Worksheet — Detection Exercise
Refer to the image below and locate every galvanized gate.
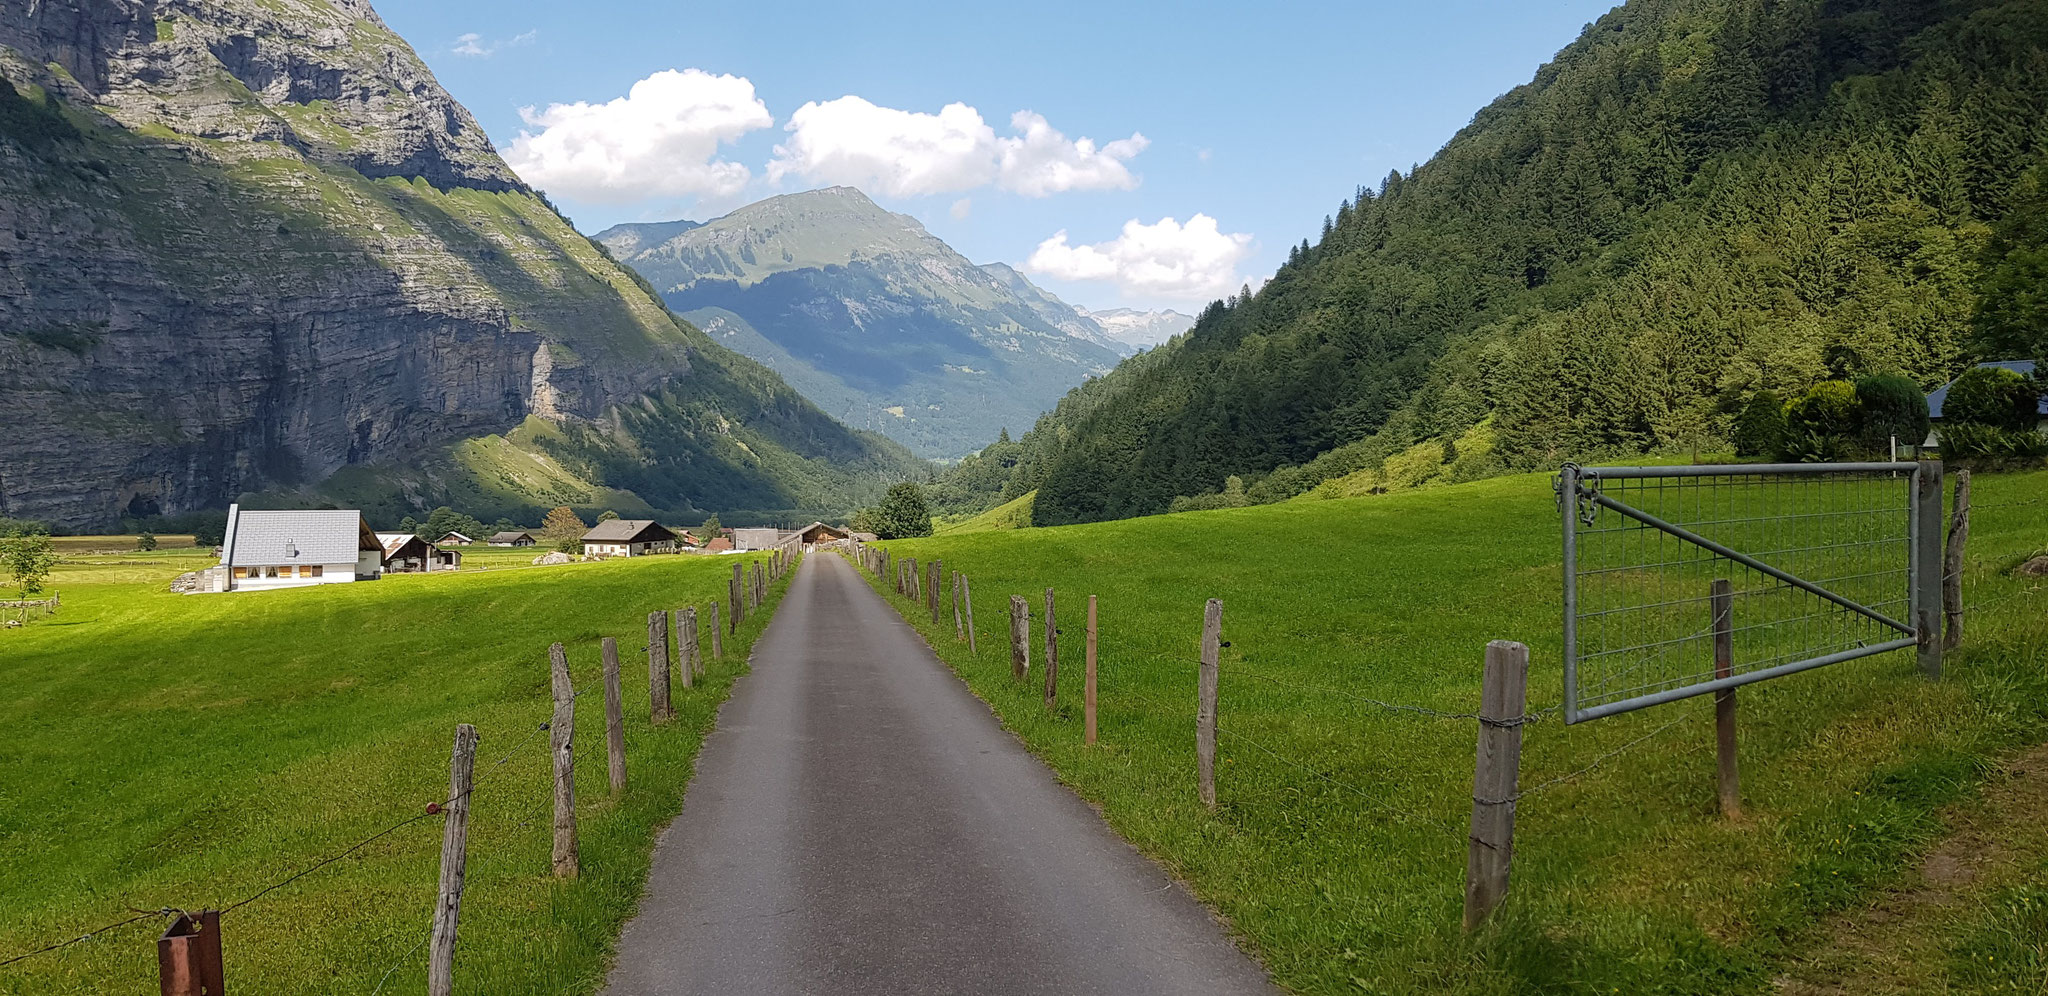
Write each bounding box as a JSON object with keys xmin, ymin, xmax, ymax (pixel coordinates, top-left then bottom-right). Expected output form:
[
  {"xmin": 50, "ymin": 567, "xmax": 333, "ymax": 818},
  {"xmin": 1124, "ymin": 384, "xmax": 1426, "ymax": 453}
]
[{"xmin": 1559, "ymin": 462, "xmax": 1943, "ymax": 724}]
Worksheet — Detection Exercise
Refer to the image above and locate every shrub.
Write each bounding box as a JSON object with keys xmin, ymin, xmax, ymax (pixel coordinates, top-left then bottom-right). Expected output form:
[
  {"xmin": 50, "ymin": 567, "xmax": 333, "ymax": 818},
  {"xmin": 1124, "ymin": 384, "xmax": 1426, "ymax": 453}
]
[
  {"xmin": 1854, "ymin": 374, "xmax": 1930, "ymax": 452},
  {"xmin": 1941, "ymin": 423, "xmax": 2048, "ymax": 462},
  {"xmin": 1731, "ymin": 390, "xmax": 1786, "ymax": 458},
  {"xmin": 1943, "ymin": 366, "xmax": 2040, "ymax": 431},
  {"xmin": 1781, "ymin": 381, "xmax": 1859, "ymax": 457},
  {"xmin": 866, "ymin": 482, "xmax": 934, "ymax": 539}
]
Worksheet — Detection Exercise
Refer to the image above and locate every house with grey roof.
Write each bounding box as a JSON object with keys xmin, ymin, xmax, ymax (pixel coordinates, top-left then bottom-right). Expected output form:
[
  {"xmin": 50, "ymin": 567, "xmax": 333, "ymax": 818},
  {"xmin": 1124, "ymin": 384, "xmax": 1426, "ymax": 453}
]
[
  {"xmin": 580, "ymin": 519, "xmax": 677, "ymax": 558},
  {"xmin": 206, "ymin": 504, "xmax": 384, "ymax": 592},
  {"xmin": 1925, "ymin": 360, "xmax": 2047, "ymax": 446}
]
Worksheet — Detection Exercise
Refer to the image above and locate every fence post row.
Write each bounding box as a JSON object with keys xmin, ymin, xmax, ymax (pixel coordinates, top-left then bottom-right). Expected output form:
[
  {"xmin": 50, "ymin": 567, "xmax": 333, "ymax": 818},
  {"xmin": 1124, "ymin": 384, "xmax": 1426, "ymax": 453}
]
[
  {"xmin": 1464, "ymin": 640, "xmax": 1527, "ymax": 931},
  {"xmin": 1914, "ymin": 460, "xmax": 1944, "ymax": 679},
  {"xmin": 1084, "ymin": 595, "xmax": 1098, "ymax": 745},
  {"xmin": 428, "ymin": 723, "xmax": 477, "ymax": 996},
  {"xmin": 1710, "ymin": 580, "xmax": 1739, "ymax": 819},
  {"xmin": 1196, "ymin": 599, "xmax": 1222, "ymax": 810},
  {"xmin": 1043, "ymin": 588, "xmax": 1058, "ymax": 711},
  {"xmin": 548, "ymin": 643, "xmax": 579, "ymax": 879},
  {"xmin": 1009, "ymin": 595, "xmax": 1029, "ymax": 679},
  {"xmin": 1943, "ymin": 469, "xmax": 1970, "ymax": 650},
  {"xmin": 602, "ymin": 639, "xmax": 627, "ymax": 795}
]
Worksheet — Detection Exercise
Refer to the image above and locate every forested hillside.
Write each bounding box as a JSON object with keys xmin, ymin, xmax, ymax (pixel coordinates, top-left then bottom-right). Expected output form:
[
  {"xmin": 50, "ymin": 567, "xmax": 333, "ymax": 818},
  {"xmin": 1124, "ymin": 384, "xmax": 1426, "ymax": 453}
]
[{"xmin": 938, "ymin": 0, "xmax": 2048, "ymax": 526}]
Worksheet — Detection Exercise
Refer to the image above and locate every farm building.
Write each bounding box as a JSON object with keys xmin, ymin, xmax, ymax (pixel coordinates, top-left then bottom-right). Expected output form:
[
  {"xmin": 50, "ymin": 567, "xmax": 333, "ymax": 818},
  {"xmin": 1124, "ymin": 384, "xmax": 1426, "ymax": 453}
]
[
  {"xmin": 793, "ymin": 522, "xmax": 849, "ymax": 545},
  {"xmin": 203, "ymin": 505, "xmax": 384, "ymax": 592},
  {"xmin": 850, "ymin": 532, "xmax": 879, "ymax": 543},
  {"xmin": 701, "ymin": 536, "xmax": 734, "ymax": 552},
  {"xmin": 732, "ymin": 527, "xmax": 784, "ymax": 551},
  {"xmin": 377, "ymin": 533, "xmax": 461, "ymax": 573},
  {"xmin": 489, "ymin": 531, "xmax": 536, "ymax": 547},
  {"xmin": 581, "ymin": 520, "xmax": 677, "ymax": 558},
  {"xmin": 437, "ymin": 531, "xmax": 475, "ymax": 546}
]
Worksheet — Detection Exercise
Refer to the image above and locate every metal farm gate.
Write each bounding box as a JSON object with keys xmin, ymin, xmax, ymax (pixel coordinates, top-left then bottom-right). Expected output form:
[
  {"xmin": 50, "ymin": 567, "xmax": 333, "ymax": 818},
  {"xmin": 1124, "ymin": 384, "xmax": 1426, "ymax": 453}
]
[{"xmin": 1558, "ymin": 462, "xmax": 1943, "ymax": 724}]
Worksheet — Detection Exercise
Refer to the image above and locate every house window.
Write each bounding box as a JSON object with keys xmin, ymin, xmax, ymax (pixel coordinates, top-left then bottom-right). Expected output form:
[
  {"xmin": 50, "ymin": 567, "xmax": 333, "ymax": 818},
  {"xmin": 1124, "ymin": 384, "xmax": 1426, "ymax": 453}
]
[
  {"xmin": 305, "ymin": 565, "xmax": 323, "ymax": 577},
  {"xmin": 262, "ymin": 566, "xmax": 279, "ymax": 578},
  {"xmin": 233, "ymin": 567, "xmax": 249, "ymax": 579}
]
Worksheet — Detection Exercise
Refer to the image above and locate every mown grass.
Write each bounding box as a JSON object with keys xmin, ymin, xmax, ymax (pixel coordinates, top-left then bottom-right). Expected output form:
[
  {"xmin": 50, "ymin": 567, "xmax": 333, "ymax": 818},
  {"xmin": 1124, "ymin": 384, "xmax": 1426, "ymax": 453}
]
[
  {"xmin": 0, "ymin": 549, "xmax": 796, "ymax": 995},
  {"xmin": 864, "ymin": 467, "xmax": 2048, "ymax": 994}
]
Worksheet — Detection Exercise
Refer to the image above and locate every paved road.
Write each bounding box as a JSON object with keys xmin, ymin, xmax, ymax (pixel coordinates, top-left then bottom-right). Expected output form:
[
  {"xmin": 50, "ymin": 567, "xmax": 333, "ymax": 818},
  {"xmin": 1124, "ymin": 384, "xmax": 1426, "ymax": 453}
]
[{"xmin": 600, "ymin": 552, "xmax": 1275, "ymax": 996}]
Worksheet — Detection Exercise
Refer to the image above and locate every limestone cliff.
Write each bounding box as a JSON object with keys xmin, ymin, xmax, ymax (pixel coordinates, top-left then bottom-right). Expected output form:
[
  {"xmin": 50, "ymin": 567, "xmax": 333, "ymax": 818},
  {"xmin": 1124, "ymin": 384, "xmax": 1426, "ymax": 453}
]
[{"xmin": 0, "ymin": 0, "xmax": 916, "ymax": 529}]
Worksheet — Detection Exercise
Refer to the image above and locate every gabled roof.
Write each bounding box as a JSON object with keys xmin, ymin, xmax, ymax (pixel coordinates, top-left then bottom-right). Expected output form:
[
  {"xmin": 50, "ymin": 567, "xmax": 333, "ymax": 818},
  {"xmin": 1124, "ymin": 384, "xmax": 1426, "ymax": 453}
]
[
  {"xmin": 221, "ymin": 505, "xmax": 379, "ymax": 567},
  {"xmin": 376, "ymin": 533, "xmax": 434, "ymax": 558},
  {"xmin": 489, "ymin": 531, "xmax": 532, "ymax": 543},
  {"xmin": 1928, "ymin": 360, "xmax": 2043, "ymax": 419},
  {"xmin": 582, "ymin": 519, "xmax": 675, "ymax": 543},
  {"xmin": 438, "ymin": 531, "xmax": 474, "ymax": 544}
]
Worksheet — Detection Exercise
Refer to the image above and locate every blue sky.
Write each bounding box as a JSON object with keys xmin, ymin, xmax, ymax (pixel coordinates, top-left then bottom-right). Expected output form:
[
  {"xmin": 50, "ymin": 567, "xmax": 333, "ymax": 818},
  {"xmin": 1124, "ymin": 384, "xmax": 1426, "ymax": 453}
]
[{"xmin": 379, "ymin": 0, "xmax": 1618, "ymax": 311}]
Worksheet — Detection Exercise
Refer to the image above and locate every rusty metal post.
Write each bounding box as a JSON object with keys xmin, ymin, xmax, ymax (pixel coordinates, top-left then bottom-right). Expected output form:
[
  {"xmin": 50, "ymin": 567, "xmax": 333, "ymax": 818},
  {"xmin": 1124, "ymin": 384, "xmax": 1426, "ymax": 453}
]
[{"xmin": 157, "ymin": 910, "xmax": 223, "ymax": 996}]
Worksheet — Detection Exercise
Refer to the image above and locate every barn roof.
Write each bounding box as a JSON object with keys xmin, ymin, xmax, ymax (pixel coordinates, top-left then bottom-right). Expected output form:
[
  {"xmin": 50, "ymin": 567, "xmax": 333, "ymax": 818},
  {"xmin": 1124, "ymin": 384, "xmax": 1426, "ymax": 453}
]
[
  {"xmin": 489, "ymin": 531, "xmax": 532, "ymax": 543},
  {"xmin": 221, "ymin": 505, "xmax": 379, "ymax": 567},
  {"xmin": 376, "ymin": 533, "xmax": 434, "ymax": 558},
  {"xmin": 582, "ymin": 519, "xmax": 675, "ymax": 543}
]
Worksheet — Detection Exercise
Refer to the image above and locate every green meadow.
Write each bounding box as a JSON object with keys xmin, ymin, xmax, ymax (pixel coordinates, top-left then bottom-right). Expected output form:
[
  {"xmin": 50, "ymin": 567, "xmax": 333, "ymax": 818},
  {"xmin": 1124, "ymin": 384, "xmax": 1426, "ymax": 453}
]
[
  {"xmin": 0, "ymin": 548, "xmax": 793, "ymax": 995},
  {"xmin": 865, "ymin": 467, "xmax": 2048, "ymax": 995}
]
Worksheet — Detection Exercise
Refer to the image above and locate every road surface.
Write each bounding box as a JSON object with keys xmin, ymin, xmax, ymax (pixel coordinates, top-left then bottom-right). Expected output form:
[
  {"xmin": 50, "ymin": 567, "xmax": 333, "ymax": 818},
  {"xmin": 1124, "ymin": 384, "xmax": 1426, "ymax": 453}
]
[{"xmin": 599, "ymin": 551, "xmax": 1275, "ymax": 995}]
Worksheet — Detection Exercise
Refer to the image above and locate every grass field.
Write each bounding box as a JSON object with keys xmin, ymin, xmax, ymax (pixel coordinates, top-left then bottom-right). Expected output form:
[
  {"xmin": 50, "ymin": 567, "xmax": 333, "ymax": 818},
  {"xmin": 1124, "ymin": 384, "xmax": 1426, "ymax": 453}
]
[
  {"xmin": 0, "ymin": 547, "xmax": 795, "ymax": 995},
  {"xmin": 863, "ymin": 467, "xmax": 2048, "ymax": 994}
]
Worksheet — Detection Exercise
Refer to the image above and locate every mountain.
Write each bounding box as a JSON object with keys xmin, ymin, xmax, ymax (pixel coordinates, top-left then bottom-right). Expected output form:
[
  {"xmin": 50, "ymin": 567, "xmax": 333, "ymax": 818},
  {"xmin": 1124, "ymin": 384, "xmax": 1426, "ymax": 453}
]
[
  {"xmin": 594, "ymin": 188, "xmax": 1125, "ymax": 458},
  {"xmin": 938, "ymin": 0, "xmax": 2048, "ymax": 527},
  {"xmin": 0, "ymin": 0, "xmax": 920, "ymax": 530},
  {"xmin": 1077, "ymin": 307, "xmax": 1195, "ymax": 352}
]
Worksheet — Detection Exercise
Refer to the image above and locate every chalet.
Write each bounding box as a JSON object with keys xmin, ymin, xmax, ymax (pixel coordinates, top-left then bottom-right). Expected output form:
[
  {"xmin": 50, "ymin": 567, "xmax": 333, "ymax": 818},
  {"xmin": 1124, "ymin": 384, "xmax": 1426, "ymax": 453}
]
[
  {"xmin": 793, "ymin": 521, "xmax": 850, "ymax": 545},
  {"xmin": 437, "ymin": 531, "xmax": 475, "ymax": 546},
  {"xmin": 207, "ymin": 505, "xmax": 383, "ymax": 592},
  {"xmin": 1926, "ymin": 360, "xmax": 2048, "ymax": 447},
  {"xmin": 581, "ymin": 519, "xmax": 677, "ymax": 558},
  {"xmin": 732, "ymin": 527, "xmax": 783, "ymax": 552},
  {"xmin": 377, "ymin": 533, "xmax": 462, "ymax": 573},
  {"xmin": 849, "ymin": 532, "xmax": 880, "ymax": 543},
  {"xmin": 702, "ymin": 536, "xmax": 734, "ymax": 552},
  {"xmin": 489, "ymin": 531, "xmax": 536, "ymax": 547}
]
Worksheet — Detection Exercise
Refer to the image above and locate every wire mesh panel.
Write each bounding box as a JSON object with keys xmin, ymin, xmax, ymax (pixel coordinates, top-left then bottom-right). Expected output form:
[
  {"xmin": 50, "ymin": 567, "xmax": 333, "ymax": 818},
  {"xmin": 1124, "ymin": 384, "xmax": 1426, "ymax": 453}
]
[{"xmin": 1560, "ymin": 463, "xmax": 1927, "ymax": 723}]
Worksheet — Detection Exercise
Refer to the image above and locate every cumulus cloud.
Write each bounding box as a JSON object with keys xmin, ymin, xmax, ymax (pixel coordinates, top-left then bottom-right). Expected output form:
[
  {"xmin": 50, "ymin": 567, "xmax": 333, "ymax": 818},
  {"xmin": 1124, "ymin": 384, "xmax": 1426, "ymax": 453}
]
[
  {"xmin": 768, "ymin": 98, "xmax": 1145, "ymax": 198},
  {"xmin": 1023, "ymin": 215, "xmax": 1254, "ymax": 302},
  {"xmin": 451, "ymin": 29, "xmax": 535, "ymax": 58},
  {"xmin": 503, "ymin": 69, "xmax": 772, "ymax": 204}
]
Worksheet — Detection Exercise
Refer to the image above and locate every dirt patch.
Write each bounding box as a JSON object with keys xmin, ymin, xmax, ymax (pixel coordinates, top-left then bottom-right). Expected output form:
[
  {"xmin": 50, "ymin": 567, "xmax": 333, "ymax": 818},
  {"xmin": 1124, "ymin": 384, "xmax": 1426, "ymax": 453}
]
[{"xmin": 1773, "ymin": 741, "xmax": 2048, "ymax": 994}]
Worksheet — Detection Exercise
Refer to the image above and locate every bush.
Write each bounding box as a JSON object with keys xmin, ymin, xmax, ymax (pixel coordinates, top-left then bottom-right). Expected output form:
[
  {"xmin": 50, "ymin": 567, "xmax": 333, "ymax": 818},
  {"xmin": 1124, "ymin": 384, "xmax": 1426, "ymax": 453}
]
[
  {"xmin": 1943, "ymin": 366, "xmax": 2040, "ymax": 431},
  {"xmin": 866, "ymin": 482, "xmax": 934, "ymax": 539},
  {"xmin": 1854, "ymin": 374, "xmax": 1930, "ymax": 452},
  {"xmin": 1781, "ymin": 381, "xmax": 1859, "ymax": 458},
  {"xmin": 1732, "ymin": 390, "xmax": 1786, "ymax": 458},
  {"xmin": 1940, "ymin": 423, "xmax": 2048, "ymax": 461}
]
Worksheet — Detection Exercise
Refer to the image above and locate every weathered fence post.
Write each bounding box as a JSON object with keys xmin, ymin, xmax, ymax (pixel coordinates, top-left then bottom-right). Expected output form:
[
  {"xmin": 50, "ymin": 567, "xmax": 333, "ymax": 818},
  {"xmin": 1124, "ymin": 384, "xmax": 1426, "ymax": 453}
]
[
  {"xmin": 679, "ymin": 607, "xmax": 698, "ymax": 686},
  {"xmin": 1197, "ymin": 599, "xmax": 1222, "ymax": 810},
  {"xmin": 1944, "ymin": 469, "xmax": 1970, "ymax": 650},
  {"xmin": 930, "ymin": 560, "xmax": 943, "ymax": 623},
  {"xmin": 548, "ymin": 642, "xmax": 578, "ymax": 878},
  {"xmin": 1914, "ymin": 460, "xmax": 1944, "ymax": 678},
  {"xmin": 709, "ymin": 602, "xmax": 723, "ymax": 659},
  {"xmin": 1084, "ymin": 595, "xmax": 1098, "ymax": 745},
  {"xmin": 1009, "ymin": 595, "xmax": 1029, "ymax": 679},
  {"xmin": 1710, "ymin": 580, "xmax": 1739, "ymax": 819},
  {"xmin": 753, "ymin": 561, "xmax": 764, "ymax": 608},
  {"xmin": 601, "ymin": 639, "xmax": 626, "ymax": 794},
  {"xmin": 648, "ymin": 610, "xmax": 673, "ymax": 723},
  {"xmin": 428, "ymin": 723, "xmax": 477, "ymax": 996},
  {"xmin": 1043, "ymin": 588, "xmax": 1059, "ymax": 711},
  {"xmin": 962, "ymin": 575, "xmax": 978, "ymax": 656},
  {"xmin": 910, "ymin": 558, "xmax": 921, "ymax": 604},
  {"xmin": 156, "ymin": 910, "xmax": 223, "ymax": 996},
  {"xmin": 731, "ymin": 563, "xmax": 744, "ymax": 630},
  {"xmin": 1464, "ymin": 639, "xmax": 1528, "ymax": 931}
]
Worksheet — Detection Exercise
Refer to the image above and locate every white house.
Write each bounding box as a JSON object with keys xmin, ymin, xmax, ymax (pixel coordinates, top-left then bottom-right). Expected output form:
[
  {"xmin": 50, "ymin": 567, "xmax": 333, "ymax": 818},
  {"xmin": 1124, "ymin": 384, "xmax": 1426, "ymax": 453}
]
[
  {"xmin": 206, "ymin": 505, "xmax": 384, "ymax": 591},
  {"xmin": 580, "ymin": 519, "xmax": 677, "ymax": 558},
  {"xmin": 732, "ymin": 527, "xmax": 784, "ymax": 551}
]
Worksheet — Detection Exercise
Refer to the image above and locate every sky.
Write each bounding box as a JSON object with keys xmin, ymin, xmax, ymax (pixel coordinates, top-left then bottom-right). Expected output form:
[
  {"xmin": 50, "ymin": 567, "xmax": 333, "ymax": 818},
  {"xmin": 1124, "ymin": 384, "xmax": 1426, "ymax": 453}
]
[{"xmin": 378, "ymin": 1, "xmax": 1619, "ymax": 312}]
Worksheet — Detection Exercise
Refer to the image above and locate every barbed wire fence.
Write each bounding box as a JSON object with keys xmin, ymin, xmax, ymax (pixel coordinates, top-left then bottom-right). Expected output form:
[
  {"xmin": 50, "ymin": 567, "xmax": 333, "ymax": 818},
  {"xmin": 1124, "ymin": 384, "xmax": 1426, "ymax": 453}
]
[{"xmin": 0, "ymin": 552, "xmax": 807, "ymax": 992}]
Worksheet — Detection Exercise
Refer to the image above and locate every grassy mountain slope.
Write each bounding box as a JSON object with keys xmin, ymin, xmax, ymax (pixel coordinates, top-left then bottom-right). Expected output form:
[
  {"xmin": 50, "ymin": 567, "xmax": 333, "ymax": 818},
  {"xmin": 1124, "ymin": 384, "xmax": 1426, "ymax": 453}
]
[
  {"xmin": 595, "ymin": 188, "xmax": 1124, "ymax": 458},
  {"xmin": 949, "ymin": 0, "xmax": 2048, "ymax": 526},
  {"xmin": 0, "ymin": 0, "xmax": 918, "ymax": 529}
]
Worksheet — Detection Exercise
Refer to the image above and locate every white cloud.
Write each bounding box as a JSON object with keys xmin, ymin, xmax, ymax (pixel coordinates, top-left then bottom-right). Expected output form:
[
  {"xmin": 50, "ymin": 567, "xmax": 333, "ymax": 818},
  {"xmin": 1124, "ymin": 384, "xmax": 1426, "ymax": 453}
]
[
  {"xmin": 503, "ymin": 69, "xmax": 772, "ymax": 204},
  {"xmin": 451, "ymin": 29, "xmax": 536, "ymax": 58},
  {"xmin": 767, "ymin": 97, "xmax": 1145, "ymax": 198},
  {"xmin": 1023, "ymin": 215, "xmax": 1254, "ymax": 302},
  {"xmin": 950, "ymin": 198, "xmax": 972, "ymax": 220}
]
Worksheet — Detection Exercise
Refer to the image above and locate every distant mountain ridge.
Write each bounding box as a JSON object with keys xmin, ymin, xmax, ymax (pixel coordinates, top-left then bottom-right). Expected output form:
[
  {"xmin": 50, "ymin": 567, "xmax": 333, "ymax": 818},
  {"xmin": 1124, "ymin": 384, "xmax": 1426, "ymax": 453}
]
[
  {"xmin": 595, "ymin": 188, "xmax": 1128, "ymax": 457},
  {"xmin": 1079, "ymin": 307, "xmax": 1195, "ymax": 351}
]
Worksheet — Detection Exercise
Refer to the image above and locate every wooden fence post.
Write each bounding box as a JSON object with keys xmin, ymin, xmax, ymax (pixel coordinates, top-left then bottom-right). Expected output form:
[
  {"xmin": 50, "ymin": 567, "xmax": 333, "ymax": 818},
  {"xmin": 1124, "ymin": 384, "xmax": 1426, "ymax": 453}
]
[
  {"xmin": 1464, "ymin": 639, "xmax": 1528, "ymax": 931},
  {"xmin": 1944, "ymin": 469, "xmax": 1970, "ymax": 650},
  {"xmin": 1009, "ymin": 595, "xmax": 1029, "ymax": 679},
  {"xmin": 1043, "ymin": 588, "xmax": 1059, "ymax": 711},
  {"xmin": 1084, "ymin": 596, "xmax": 1098, "ymax": 745},
  {"xmin": 709, "ymin": 602, "xmax": 723, "ymax": 660},
  {"xmin": 930, "ymin": 560, "xmax": 943, "ymax": 623},
  {"xmin": 963, "ymin": 575, "xmax": 978, "ymax": 656},
  {"xmin": 601, "ymin": 639, "xmax": 626, "ymax": 795},
  {"xmin": 548, "ymin": 643, "xmax": 578, "ymax": 878},
  {"xmin": 648, "ymin": 610, "xmax": 673, "ymax": 723},
  {"xmin": 679, "ymin": 607, "xmax": 697, "ymax": 686},
  {"xmin": 953, "ymin": 572, "xmax": 964, "ymax": 640},
  {"xmin": 1197, "ymin": 599, "xmax": 1222, "ymax": 810},
  {"xmin": 428, "ymin": 723, "xmax": 477, "ymax": 996},
  {"xmin": 1711, "ymin": 580, "xmax": 1739, "ymax": 819},
  {"xmin": 156, "ymin": 910, "xmax": 223, "ymax": 996},
  {"xmin": 1915, "ymin": 460, "xmax": 1944, "ymax": 679},
  {"xmin": 731, "ymin": 563, "xmax": 744, "ymax": 629}
]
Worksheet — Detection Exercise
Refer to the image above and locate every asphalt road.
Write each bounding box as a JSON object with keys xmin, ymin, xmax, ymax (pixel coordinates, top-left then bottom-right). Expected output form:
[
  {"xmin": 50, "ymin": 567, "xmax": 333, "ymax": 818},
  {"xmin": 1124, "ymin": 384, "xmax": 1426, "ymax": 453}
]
[{"xmin": 599, "ymin": 551, "xmax": 1276, "ymax": 996}]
